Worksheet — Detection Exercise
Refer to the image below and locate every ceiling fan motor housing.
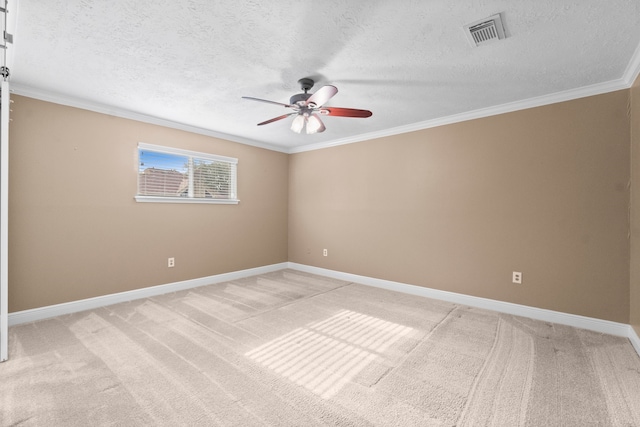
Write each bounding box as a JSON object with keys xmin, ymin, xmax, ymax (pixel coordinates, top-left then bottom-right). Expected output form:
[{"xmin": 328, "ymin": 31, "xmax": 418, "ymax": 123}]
[
  {"xmin": 290, "ymin": 92, "xmax": 312, "ymax": 106},
  {"xmin": 290, "ymin": 78, "xmax": 315, "ymax": 106}
]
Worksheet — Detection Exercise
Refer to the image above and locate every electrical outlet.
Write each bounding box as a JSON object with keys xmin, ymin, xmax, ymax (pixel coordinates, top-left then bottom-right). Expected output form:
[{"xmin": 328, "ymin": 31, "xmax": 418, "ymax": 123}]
[
  {"xmin": 168, "ymin": 257, "xmax": 175, "ymax": 268},
  {"xmin": 512, "ymin": 271, "xmax": 522, "ymax": 284},
  {"xmin": 323, "ymin": 249, "xmax": 328, "ymax": 257}
]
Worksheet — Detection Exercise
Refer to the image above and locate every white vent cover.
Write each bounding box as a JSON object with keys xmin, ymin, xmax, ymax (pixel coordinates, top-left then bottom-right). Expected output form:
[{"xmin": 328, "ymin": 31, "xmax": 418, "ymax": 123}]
[{"xmin": 464, "ymin": 13, "xmax": 506, "ymax": 47}]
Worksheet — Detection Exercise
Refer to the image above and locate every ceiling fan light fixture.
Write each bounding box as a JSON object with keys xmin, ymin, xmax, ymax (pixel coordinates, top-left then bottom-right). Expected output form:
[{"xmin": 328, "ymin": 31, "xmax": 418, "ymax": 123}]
[
  {"xmin": 291, "ymin": 114, "xmax": 305, "ymax": 133},
  {"xmin": 306, "ymin": 114, "xmax": 324, "ymax": 134}
]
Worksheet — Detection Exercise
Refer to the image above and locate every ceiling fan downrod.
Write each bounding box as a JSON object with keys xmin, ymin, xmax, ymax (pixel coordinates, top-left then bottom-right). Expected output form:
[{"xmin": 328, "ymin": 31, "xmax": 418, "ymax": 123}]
[
  {"xmin": 290, "ymin": 78, "xmax": 315, "ymax": 105},
  {"xmin": 298, "ymin": 78, "xmax": 314, "ymax": 93}
]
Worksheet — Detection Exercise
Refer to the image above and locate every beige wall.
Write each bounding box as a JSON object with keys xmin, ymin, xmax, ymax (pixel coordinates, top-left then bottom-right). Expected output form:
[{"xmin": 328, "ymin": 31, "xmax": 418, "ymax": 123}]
[
  {"xmin": 631, "ymin": 75, "xmax": 640, "ymax": 336},
  {"xmin": 9, "ymin": 88, "xmax": 634, "ymax": 325},
  {"xmin": 289, "ymin": 90, "xmax": 631, "ymax": 323},
  {"xmin": 8, "ymin": 96, "xmax": 289, "ymax": 312}
]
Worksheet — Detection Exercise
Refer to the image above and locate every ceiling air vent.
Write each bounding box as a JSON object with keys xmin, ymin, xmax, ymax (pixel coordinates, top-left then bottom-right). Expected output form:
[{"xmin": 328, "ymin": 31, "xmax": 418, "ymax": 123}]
[{"xmin": 464, "ymin": 13, "xmax": 506, "ymax": 47}]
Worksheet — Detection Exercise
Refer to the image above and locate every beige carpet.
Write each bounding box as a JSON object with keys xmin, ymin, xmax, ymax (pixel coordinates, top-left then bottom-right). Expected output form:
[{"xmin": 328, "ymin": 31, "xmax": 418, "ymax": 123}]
[{"xmin": 2, "ymin": 269, "xmax": 640, "ymax": 426}]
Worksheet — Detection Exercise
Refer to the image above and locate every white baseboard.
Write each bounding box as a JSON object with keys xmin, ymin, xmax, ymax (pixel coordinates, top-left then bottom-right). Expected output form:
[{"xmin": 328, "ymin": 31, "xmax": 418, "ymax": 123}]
[
  {"xmin": 9, "ymin": 261, "xmax": 640, "ymax": 359},
  {"xmin": 287, "ymin": 263, "xmax": 632, "ymax": 339},
  {"xmin": 630, "ymin": 326, "xmax": 640, "ymax": 356},
  {"xmin": 8, "ymin": 263, "xmax": 288, "ymax": 326}
]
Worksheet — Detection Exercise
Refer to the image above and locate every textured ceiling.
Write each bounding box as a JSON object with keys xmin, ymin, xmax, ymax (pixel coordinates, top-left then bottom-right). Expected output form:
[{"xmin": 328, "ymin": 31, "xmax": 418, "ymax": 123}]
[{"xmin": 7, "ymin": 0, "xmax": 640, "ymax": 152}]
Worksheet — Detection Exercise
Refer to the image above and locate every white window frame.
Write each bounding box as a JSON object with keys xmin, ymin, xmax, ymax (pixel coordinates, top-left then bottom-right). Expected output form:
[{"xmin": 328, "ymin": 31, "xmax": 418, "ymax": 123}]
[{"xmin": 135, "ymin": 142, "xmax": 239, "ymax": 204}]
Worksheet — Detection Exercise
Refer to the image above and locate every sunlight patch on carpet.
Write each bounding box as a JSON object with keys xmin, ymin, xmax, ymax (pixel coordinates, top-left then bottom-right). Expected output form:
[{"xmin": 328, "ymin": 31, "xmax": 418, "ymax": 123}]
[{"xmin": 245, "ymin": 310, "xmax": 413, "ymax": 398}]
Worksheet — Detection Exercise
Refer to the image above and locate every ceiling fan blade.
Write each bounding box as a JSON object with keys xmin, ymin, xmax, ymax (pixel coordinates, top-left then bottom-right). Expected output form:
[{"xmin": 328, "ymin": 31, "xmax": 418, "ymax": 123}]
[
  {"xmin": 242, "ymin": 96, "xmax": 293, "ymax": 108},
  {"xmin": 306, "ymin": 85, "xmax": 338, "ymax": 107},
  {"xmin": 306, "ymin": 114, "xmax": 326, "ymax": 134},
  {"xmin": 320, "ymin": 107, "xmax": 373, "ymax": 118},
  {"xmin": 257, "ymin": 113, "xmax": 296, "ymax": 126}
]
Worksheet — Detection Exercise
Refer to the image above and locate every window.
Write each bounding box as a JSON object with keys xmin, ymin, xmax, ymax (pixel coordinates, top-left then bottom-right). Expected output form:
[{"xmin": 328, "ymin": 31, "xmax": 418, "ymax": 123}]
[{"xmin": 135, "ymin": 143, "xmax": 238, "ymax": 204}]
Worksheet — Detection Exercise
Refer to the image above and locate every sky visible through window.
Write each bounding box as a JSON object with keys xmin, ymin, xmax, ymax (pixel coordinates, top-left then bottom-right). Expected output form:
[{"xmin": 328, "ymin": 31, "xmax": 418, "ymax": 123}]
[{"xmin": 139, "ymin": 149, "xmax": 188, "ymax": 172}]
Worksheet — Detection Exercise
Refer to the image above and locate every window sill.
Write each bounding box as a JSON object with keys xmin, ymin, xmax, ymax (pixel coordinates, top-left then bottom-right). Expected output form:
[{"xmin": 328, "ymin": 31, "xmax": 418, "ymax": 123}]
[{"xmin": 135, "ymin": 196, "xmax": 240, "ymax": 204}]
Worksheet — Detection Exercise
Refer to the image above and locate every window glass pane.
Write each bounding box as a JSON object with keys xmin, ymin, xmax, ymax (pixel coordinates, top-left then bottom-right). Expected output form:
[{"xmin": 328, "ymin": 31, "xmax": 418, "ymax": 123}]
[
  {"xmin": 138, "ymin": 150, "xmax": 188, "ymax": 197},
  {"xmin": 136, "ymin": 144, "xmax": 238, "ymax": 203},
  {"xmin": 193, "ymin": 158, "xmax": 232, "ymax": 199}
]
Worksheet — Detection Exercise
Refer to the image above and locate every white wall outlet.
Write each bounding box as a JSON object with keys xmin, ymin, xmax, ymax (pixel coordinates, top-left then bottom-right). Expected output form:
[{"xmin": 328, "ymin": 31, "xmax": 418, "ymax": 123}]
[
  {"xmin": 512, "ymin": 271, "xmax": 522, "ymax": 284},
  {"xmin": 168, "ymin": 257, "xmax": 175, "ymax": 268},
  {"xmin": 323, "ymin": 249, "xmax": 328, "ymax": 257}
]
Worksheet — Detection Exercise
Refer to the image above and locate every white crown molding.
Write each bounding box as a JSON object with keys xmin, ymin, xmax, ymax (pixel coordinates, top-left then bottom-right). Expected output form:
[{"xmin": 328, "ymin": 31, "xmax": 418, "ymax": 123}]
[
  {"xmin": 623, "ymin": 40, "xmax": 640, "ymax": 87},
  {"xmin": 287, "ymin": 263, "xmax": 633, "ymax": 340},
  {"xmin": 10, "ymin": 38, "xmax": 640, "ymax": 157},
  {"xmin": 8, "ymin": 263, "xmax": 288, "ymax": 326},
  {"xmin": 9, "ymin": 83, "xmax": 289, "ymax": 154},
  {"xmin": 289, "ymin": 78, "xmax": 630, "ymax": 154},
  {"xmin": 292, "ymin": 39, "xmax": 640, "ymax": 154}
]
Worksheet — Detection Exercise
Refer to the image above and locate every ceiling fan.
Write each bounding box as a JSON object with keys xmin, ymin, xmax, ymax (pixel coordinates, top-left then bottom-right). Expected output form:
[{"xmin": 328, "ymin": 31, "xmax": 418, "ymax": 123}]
[{"xmin": 242, "ymin": 78, "xmax": 372, "ymax": 134}]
